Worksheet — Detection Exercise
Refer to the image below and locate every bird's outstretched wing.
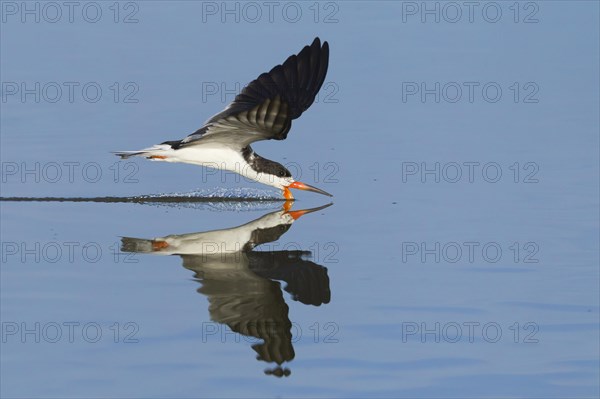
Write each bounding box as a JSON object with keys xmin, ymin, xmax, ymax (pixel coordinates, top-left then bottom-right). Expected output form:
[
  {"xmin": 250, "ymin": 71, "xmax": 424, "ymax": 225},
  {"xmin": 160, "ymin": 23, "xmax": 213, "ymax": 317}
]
[{"xmin": 175, "ymin": 37, "xmax": 329, "ymax": 150}]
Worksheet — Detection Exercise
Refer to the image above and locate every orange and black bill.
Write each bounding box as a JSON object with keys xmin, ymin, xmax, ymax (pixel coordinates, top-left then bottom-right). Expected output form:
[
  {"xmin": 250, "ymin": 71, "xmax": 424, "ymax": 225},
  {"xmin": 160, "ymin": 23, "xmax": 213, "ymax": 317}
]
[
  {"xmin": 285, "ymin": 202, "xmax": 333, "ymax": 220},
  {"xmin": 284, "ymin": 181, "xmax": 333, "ymax": 200}
]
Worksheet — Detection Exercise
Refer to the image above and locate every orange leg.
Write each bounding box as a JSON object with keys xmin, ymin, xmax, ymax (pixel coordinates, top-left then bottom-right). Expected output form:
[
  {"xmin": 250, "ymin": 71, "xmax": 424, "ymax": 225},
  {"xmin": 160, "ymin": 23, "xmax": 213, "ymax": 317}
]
[
  {"xmin": 148, "ymin": 155, "xmax": 167, "ymax": 160},
  {"xmin": 283, "ymin": 200, "xmax": 293, "ymax": 212},
  {"xmin": 283, "ymin": 187, "xmax": 294, "ymax": 200}
]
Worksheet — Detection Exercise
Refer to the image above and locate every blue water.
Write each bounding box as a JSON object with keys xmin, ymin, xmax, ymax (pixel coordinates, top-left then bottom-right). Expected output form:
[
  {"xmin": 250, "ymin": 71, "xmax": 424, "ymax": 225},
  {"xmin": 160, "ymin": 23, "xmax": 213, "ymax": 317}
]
[{"xmin": 1, "ymin": 1, "xmax": 599, "ymax": 397}]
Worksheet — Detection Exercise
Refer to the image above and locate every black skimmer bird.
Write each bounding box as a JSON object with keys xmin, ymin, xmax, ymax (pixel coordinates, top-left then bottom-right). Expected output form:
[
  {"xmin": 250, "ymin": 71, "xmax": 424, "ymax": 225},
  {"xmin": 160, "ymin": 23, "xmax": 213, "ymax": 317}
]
[
  {"xmin": 121, "ymin": 204, "xmax": 331, "ymax": 376},
  {"xmin": 115, "ymin": 38, "xmax": 332, "ymax": 200},
  {"xmin": 121, "ymin": 203, "xmax": 332, "ymax": 256}
]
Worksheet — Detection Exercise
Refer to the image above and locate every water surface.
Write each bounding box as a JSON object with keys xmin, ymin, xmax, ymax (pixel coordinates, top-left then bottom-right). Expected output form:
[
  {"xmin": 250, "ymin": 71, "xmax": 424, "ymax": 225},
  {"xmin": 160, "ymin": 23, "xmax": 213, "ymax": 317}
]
[{"xmin": 1, "ymin": 1, "xmax": 598, "ymax": 397}]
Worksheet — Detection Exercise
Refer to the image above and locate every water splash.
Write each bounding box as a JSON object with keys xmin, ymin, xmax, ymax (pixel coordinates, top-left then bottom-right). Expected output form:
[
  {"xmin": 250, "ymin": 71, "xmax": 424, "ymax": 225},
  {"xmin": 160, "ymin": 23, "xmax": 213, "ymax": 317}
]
[
  {"xmin": 0, "ymin": 187, "xmax": 285, "ymax": 212},
  {"xmin": 148, "ymin": 187, "xmax": 282, "ymax": 200},
  {"xmin": 137, "ymin": 187, "xmax": 284, "ymax": 211}
]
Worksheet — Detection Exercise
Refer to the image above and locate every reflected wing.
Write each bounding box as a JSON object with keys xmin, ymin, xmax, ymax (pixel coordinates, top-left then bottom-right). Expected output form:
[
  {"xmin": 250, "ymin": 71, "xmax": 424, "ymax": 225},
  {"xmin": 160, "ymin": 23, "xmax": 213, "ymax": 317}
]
[
  {"xmin": 178, "ymin": 38, "xmax": 329, "ymax": 150},
  {"xmin": 182, "ymin": 254, "xmax": 295, "ymax": 365},
  {"xmin": 248, "ymin": 251, "xmax": 331, "ymax": 306}
]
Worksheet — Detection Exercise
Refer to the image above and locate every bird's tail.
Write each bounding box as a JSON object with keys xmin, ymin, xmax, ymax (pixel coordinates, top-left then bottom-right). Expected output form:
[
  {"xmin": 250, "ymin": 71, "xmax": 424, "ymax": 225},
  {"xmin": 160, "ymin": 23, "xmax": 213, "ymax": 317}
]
[
  {"xmin": 121, "ymin": 237, "xmax": 169, "ymax": 253},
  {"xmin": 113, "ymin": 151, "xmax": 146, "ymax": 159},
  {"xmin": 112, "ymin": 144, "xmax": 173, "ymax": 160}
]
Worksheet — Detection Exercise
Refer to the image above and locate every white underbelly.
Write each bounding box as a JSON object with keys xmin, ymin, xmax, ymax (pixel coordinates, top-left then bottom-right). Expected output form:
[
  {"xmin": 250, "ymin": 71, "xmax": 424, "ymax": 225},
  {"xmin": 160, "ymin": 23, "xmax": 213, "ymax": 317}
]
[
  {"xmin": 158, "ymin": 229, "xmax": 253, "ymax": 255},
  {"xmin": 155, "ymin": 145, "xmax": 286, "ymax": 189},
  {"xmin": 171, "ymin": 146, "xmax": 245, "ymax": 172}
]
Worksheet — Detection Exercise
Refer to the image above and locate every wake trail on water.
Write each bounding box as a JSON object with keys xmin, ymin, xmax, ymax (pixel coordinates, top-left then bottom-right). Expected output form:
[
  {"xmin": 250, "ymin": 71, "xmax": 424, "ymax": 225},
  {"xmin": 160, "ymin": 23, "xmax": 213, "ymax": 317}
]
[{"xmin": 0, "ymin": 188, "xmax": 286, "ymax": 211}]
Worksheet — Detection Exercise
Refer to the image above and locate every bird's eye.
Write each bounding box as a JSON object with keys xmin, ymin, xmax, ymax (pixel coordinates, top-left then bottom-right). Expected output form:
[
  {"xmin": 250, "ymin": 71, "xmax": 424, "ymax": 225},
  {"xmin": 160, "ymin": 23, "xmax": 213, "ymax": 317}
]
[{"xmin": 278, "ymin": 170, "xmax": 285, "ymax": 177}]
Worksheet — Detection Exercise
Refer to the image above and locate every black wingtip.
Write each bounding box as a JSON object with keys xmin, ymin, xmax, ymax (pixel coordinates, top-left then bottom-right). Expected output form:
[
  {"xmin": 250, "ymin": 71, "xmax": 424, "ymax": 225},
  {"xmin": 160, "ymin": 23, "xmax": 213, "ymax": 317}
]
[
  {"xmin": 310, "ymin": 37, "xmax": 328, "ymax": 51},
  {"xmin": 203, "ymin": 36, "xmax": 331, "ymax": 135}
]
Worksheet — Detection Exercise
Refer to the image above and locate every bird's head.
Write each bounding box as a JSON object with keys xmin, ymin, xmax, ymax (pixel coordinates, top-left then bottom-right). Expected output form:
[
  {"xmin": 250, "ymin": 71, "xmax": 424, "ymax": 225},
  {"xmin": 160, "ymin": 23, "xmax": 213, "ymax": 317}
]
[{"xmin": 251, "ymin": 162, "xmax": 332, "ymax": 200}]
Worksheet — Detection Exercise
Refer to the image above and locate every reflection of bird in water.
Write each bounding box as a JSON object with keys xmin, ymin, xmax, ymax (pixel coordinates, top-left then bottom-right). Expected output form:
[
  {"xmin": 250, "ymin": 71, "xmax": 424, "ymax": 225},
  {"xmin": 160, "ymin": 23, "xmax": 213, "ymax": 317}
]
[
  {"xmin": 121, "ymin": 203, "xmax": 332, "ymax": 377},
  {"xmin": 115, "ymin": 38, "xmax": 331, "ymax": 200}
]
